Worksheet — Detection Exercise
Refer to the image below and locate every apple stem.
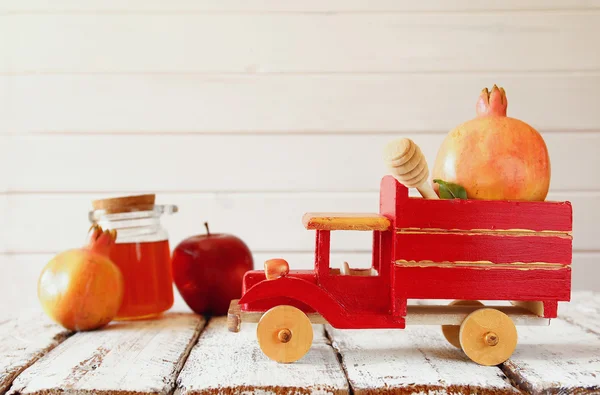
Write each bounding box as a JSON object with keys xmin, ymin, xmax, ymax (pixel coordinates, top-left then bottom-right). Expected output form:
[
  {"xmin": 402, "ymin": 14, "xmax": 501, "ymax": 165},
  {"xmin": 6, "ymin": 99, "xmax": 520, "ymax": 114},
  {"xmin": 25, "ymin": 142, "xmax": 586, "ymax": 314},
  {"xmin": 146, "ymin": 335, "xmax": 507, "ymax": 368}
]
[{"xmin": 204, "ymin": 222, "xmax": 210, "ymax": 236}]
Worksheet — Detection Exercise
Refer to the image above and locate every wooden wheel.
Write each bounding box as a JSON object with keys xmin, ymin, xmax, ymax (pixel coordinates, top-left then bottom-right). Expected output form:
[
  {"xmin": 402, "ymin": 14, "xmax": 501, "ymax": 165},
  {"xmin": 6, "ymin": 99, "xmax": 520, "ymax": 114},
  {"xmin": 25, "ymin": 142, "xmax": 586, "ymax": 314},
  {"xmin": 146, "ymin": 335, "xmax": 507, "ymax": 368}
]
[
  {"xmin": 441, "ymin": 300, "xmax": 484, "ymax": 348},
  {"xmin": 257, "ymin": 305, "xmax": 313, "ymax": 363},
  {"xmin": 459, "ymin": 308, "xmax": 518, "ymax": 366}
]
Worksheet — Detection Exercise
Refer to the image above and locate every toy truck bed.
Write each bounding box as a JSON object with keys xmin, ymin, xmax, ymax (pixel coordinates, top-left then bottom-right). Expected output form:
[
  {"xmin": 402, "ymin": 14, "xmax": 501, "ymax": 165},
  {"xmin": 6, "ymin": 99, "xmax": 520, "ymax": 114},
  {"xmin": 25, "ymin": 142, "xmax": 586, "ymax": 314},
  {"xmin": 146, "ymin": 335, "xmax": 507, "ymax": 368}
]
[{"xmin": 380, "ymin": 176, "xmax": 573, "ymax": 319}]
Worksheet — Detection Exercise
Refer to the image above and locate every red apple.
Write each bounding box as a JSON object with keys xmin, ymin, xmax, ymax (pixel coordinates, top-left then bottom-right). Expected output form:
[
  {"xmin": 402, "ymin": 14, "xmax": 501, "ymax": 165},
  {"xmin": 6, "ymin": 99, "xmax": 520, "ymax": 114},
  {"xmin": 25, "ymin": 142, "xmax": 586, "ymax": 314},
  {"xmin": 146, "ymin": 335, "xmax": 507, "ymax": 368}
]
[{"xmin": 171, "ymin": 222, "xmax": 253, "ymax": 316}]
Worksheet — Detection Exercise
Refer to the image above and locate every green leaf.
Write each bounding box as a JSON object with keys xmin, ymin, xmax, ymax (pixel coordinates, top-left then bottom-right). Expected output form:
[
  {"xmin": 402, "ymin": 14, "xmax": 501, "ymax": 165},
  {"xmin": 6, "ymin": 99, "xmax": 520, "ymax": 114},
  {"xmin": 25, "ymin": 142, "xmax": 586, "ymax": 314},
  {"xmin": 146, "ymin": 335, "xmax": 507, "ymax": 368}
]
[{"xmin": 433, "ymin": 179, "xmax": 468, "ymax": 200}]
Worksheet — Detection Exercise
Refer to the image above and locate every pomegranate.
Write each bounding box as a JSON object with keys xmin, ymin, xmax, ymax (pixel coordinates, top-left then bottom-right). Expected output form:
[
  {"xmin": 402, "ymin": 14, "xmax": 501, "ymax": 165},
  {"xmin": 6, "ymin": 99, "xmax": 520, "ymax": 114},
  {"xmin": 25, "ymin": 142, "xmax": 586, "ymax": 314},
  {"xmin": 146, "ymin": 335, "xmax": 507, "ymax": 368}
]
[
  {"xmin": 37, "ymin": 225, "xmax": 124, "ymax": 331},
  {"xmin": 432, "ymin": 85, "xmax": 551, "ymax": 201}
]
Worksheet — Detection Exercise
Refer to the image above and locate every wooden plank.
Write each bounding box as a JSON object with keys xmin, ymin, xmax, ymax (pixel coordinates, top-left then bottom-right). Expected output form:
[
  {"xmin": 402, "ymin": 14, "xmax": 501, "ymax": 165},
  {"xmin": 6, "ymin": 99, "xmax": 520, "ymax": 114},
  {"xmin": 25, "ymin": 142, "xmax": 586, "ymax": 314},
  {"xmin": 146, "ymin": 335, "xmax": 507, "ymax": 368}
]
[
  {"xmin": 327, "ymin": 325, "xmax": 519, "ymax": 394},
  {"xmin": 6, "ymin": 133, "xmax": 600, "ymax": 192},
  {"xmin": 4, "ymin": 253, "xmax": 598, "ymax": 315},
  {"xmin": 396, "ymin": 266, "xmax": 571, "ymax": 301},
  {"xmin": 0, "ymin": 252, "xmax": 373, "ymax": 313},
  {"xmin": 500, "ymin": 318, "xmax": 600, "ymax": 394},
  {"xmin": 4, "ymin": 74, "xmax": 600, "ymax": 133},
  {"xmin": 0, "ymin": 254, "xmax": 199, "ymax": 315},
  {"xmin": 0, "ymin": 196, "xmax": 7, "ymax": 253},
  {"xmin": 405, "ymin": 305, "xmax": 550, "ymax": 326},
  {"xmin": 0, "ymin": 75, "xmax": 9, "ymax": 139},
  {"xmin": 0, "ymin": 312, "xmax": 71, "ymax": 394},
  {"xmin": 555, "ymin": 253, "xmax": 600, "ymax": 295},
  {"xmin": 0, "ymin": 20, "xmax": 8, "ymax": 76},
  {"xmin": 559, "ymin": 290, "xmax": 600, "ymax": 335},
  {"xmin": 5, "ymin": 12, "xmax": 600, "ymax": 73},
  {"xmin": 396, "ymin": 233, "xmax": 572, "ymax": 265},
  {"xmin": 3, "ymin": 192, "xmax": 379, "ymax": 254},
  {"xmin": 2, "ymin": 191, "xmax": 598, "ymax": 254},
  {"xmin": 398, "ymin": 194, "xmax": 573, "ymax": 233},
  {"xmin": 6, "ymin": 0, "xmax": 600, "ymax": 12},
  {"xmin": 8, "ymin": 313, "xmax": 205, "ymax": 395},
  {"xmin": 302, "ymin": 212, "xmax": 390, "ymax": 231},
  {"xmin": 175, "ymin": 317, "xmax": 349, "ymax": 395},
  {"xmin": 0, "ymin": 119, "xmax": 9, "ymax": 193}
]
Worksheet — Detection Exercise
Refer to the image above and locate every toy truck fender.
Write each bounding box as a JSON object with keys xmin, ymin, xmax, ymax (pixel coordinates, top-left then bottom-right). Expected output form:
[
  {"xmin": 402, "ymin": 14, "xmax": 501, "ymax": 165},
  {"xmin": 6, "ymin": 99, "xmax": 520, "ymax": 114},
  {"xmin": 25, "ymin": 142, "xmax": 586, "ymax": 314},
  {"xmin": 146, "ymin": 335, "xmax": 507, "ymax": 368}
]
[{"xmin": 238, "ymin": 276, "xmax": 353, "ymax": 327}]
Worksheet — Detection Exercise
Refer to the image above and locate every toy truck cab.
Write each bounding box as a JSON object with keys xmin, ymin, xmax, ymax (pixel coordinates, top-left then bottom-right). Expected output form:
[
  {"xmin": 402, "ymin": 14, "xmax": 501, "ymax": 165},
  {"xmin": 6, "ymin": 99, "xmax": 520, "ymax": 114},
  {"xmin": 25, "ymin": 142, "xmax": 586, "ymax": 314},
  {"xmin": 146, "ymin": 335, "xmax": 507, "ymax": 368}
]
[
  {"xmin": 228, "ymin": 175, "xmax": 573, "ymax": 366},
  {"xmin": 238, "ymin": 209, "xmax": 402, "ymax": 329}
]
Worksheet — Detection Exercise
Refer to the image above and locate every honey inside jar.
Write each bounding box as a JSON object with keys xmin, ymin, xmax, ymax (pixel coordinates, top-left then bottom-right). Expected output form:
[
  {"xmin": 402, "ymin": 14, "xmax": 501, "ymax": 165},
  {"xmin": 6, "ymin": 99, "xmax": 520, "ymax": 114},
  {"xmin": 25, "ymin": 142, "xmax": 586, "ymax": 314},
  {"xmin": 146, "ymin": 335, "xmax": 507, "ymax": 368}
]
[
  {"xmin": 108, "ymin": 240, "xmax": 174, "ymax": 319},
  {"xmin": 89, "ymin": 194, "xmax": 177, "ymax": 320}
]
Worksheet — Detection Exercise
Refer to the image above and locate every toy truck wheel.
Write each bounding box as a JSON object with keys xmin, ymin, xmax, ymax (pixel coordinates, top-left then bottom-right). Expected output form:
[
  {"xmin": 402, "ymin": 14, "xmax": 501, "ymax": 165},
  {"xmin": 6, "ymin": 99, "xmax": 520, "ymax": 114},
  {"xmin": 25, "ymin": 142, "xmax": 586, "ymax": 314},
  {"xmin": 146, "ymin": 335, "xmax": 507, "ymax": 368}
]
[
  {"xmin": 441, "ymin": 300, "xmax": 484, "ymax": 348},
  {"xmin": 459, "ymin": 308, "xmax": 518, "ymax": 366},
  {"xmin": 256, "ymin": 305, "xmax": 313, "ymax": 363}
]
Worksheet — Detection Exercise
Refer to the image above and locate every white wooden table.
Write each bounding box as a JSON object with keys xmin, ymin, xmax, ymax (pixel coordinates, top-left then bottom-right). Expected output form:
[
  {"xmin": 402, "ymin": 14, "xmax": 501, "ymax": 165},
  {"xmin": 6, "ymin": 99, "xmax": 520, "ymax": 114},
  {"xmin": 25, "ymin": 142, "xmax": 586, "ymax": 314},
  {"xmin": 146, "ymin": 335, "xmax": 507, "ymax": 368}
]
[{"xmin": 2, "ymin": 292, "xmax": 599, "ymax": 395}]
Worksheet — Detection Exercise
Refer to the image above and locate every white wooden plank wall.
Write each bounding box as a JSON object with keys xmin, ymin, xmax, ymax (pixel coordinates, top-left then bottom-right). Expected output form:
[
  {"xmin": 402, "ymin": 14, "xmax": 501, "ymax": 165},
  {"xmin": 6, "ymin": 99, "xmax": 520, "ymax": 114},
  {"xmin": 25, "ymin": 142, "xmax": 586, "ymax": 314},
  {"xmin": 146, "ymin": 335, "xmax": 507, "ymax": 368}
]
[{"xmin": 1, "ymin": 1, "xmax": 600, "ymax": 313}]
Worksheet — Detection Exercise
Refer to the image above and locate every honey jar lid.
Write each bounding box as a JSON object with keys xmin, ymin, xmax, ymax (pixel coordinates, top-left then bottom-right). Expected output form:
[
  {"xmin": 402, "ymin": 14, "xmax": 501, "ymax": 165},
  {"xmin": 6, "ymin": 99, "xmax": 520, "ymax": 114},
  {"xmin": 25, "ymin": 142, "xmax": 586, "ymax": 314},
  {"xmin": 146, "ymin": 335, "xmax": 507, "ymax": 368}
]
[{"xmin": 92, "ymin": 194, "xmax": 156, "ymax": 214}]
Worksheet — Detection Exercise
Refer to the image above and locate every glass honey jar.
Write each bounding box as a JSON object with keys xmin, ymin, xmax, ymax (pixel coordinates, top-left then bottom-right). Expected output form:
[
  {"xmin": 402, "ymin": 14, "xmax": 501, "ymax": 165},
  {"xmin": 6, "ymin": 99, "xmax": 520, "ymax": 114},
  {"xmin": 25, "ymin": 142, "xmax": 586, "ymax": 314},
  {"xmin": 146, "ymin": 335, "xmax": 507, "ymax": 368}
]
[{"xmin": 89, "ymin": 194, "xmax": 178, "ymax": 320}]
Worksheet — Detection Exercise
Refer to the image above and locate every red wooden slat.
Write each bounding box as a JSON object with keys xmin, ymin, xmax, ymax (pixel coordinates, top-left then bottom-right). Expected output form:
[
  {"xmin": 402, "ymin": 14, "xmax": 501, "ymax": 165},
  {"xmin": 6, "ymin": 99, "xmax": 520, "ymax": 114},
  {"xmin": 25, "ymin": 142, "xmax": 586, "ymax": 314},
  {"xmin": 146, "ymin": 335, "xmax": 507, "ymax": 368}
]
[
  {"xmin": 395, "ymin": 266, "xmax": 571, "ymax": 301},
  {"xmin": 388, "ymin": 178, "xmax": 572, "ymax": 232},
  {"xmin": 395, "ymin": 233, "xmax": 572, "ymax": 265}
]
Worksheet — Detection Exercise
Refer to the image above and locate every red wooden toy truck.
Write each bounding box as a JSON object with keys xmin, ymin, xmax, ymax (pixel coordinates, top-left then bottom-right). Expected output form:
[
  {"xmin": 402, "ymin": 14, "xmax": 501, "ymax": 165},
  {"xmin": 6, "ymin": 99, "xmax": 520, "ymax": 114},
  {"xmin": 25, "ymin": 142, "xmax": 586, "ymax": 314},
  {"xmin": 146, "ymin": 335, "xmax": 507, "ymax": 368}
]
[{"xmin": 227, "ymin": 175, "xmax": 573, "ymax": 366}]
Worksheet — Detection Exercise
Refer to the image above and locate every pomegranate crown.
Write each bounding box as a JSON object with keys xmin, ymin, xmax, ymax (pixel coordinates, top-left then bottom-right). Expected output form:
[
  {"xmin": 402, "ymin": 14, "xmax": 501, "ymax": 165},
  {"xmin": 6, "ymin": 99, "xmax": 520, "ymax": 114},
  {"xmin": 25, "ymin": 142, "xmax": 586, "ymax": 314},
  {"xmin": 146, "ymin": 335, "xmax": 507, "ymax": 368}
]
[
  {"xmin": 86, "ymin": 224, "xmax": 117, "ymax": 256},
  {"xmin": 476, "ymin": 84, "xmax": 507, "ymax": 117}
]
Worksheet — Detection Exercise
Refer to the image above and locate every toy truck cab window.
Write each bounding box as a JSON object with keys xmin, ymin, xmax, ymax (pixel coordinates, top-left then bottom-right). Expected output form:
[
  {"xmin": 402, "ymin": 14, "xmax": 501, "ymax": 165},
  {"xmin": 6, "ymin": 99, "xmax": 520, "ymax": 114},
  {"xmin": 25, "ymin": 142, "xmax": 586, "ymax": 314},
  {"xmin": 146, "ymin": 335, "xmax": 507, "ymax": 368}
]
[{"xmin": 302, "ymin": 213, "xmax": 391, "ymax": 277}]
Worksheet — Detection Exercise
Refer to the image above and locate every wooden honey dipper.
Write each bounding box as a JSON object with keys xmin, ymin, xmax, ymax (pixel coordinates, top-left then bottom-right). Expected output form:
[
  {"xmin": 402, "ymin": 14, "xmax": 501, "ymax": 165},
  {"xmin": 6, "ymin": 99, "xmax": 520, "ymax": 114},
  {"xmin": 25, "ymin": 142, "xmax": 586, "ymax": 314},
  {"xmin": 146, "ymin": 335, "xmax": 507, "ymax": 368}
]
[{"xmin": 383, "ymin": 138, "xmax": 439, "ymax": 199}]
